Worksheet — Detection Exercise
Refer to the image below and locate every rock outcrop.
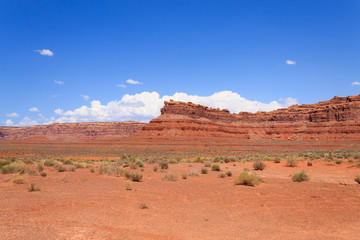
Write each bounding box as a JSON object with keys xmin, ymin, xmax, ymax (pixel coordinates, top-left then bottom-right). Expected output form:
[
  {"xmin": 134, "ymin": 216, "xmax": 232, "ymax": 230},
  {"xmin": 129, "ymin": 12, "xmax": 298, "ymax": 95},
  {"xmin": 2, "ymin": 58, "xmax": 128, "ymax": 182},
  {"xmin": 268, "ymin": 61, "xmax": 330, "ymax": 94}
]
[
  {"xmin": 140, "ymin": 95, "xmax": 360, "ymax": 140},
  {"xmin": 0, "ymin": 121, "xmax": 145, "ymax": 141}
]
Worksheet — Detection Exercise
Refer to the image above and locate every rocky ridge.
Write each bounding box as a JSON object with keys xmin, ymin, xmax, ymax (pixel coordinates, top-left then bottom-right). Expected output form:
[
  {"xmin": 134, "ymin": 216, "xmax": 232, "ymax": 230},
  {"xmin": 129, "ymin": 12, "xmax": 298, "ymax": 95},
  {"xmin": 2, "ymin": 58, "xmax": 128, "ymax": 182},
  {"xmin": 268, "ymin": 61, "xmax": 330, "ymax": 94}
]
[
  {"xmin": 140, "ymin": 95, "xmax": 360, "ymax": 140},
  {"xmin": 0, "ymin": 121, "xmax": 145, "ymax": 141}
]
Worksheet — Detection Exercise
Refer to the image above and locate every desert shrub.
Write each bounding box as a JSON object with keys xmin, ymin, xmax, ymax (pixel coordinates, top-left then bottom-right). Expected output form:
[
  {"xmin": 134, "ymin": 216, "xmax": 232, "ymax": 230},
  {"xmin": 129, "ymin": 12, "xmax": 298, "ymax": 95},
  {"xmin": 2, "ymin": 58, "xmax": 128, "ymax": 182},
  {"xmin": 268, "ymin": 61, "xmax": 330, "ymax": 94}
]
[
  {"xmin": 139, "ymin": 203, "xmax": 148, "ymax": 209},
  {"xmin": 54, "ymin": 163, "xmax": 66, "ymax": 172},
  {"xmin": 28, "ymin": 183, "xmax": 40, "ymax": 192},
  {"xmin": 224, "ymin": 156, "xmax": 237, "ymax": 163},
  {"xmin": 44, "ymin": 159, "xmax": 56, "ymax": 167},
  {"xmin": 1, "ymin": 161, "xmax": 36, "ymax": 175},
  {"xmin": 159, "ymin": 161, "xmax": 168, "ymax": 170},
  {"xmin": 286, "ymin": 158, "xmax": 298, "ymax": 167},
  {"xmin": 37, "ymin": 163, "xmax": 44, "ymax": 172},
  {"xmin": 212, "ymin": 156, "xmax": 223, "ymax": 163},
  {"xmin": 243, "ymin": 167, "xmax": 250, "ymax": 172},
  {"xmin": 62, "ymin": 159, "xmax": 73, "ymax": 165},
  {"xmin": 189, "ymin": 170, "xmax": 200, "ymax": 177},
  {"xmin": 204, "ymin": 162, "xmax": 211, "ymax": 167},
  {"xmin": 253, "ymin": 160, "xmax": 266, "ymax": 171},
  {"xmin": 274, "ymin": 157, "xmax": 281, "ymax": 163},
  {"xmin": 130, "ymin": 162, "xmax": 138, "ymax": 169},
  {"xmin": 137, "ymin": 160, "xmax": 145, "ymax": 168},
  {"xmin": 40, "ymin": 172, "xmax": 47, "ymax": 177},
  {"xmin": 182, "ymin": 173, "xmax": 188, "ymax": 179},
  {"xmin": 226, "ymin": 170, "xmax": 232, "ymax": 177},
  {"xmin": 292, "ymin": 170, "xmax": 310, "ymax": 182},
  {"xmin": 307, "ymin": 161, "xmax": 313, "ymax": 166},
  {"xmin": 12, "ymin": 175, "xmax": 25, "ymax": 184},
  {"xmin": 218, "ymin": 172, "xmax": 226, "ymax": 178},
  {"xmin": 74, "ymin": 162, "xmax": 85, "ymax": 168},
  {"xmin": 125, "ymin": 182, "xmax": 133, "ymax": 190},
  {"xmin": 66, "ymin": 165, "xmax": 76, "ymax": 172},
  {"xmin": 153, "ymin": 166, "xmax": 158, "ymax": 172},
  {"xmin": 354, "ymin": 175, "xmax": 360, "ymax": 184},
  {"xmin": 162, "ymin": 172, "xmax": 178, "ymax": 181},
  {"xmin": 211, "ymin": 164, "xmax": 221, "ymax": 171},
  {"xmin": 192, "ymin": 156, "xmax": 204, "ymax": 163},
  {"xmin": 90, "ymin": 167, "xmax": 95, "ymax": 173},
  {"xmin": 234, "ymin": 171, "xmax": 260, "ymax": 186},
  {"xmin": 201, "ymin": 168, "xmax": 208, "ymax": 174},
  {"xmin": 130, "ymin": 172, "xmax": 143, "ymax": 182},
  {"xmin": 263, "ymin": 156, "xmax": 272, "ymax": 161},
  {"xmin": 335, "ymin": 159, "xmax": 343, "ymax": 164}
]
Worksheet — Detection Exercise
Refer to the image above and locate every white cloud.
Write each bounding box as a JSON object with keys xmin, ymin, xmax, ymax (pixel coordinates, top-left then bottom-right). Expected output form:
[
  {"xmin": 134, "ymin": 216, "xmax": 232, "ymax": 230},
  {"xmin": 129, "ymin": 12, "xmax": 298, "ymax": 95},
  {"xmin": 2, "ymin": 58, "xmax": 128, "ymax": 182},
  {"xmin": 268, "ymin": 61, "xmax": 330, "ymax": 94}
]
[
  {"xmin": 52, "ymin": 91, "xmax": 297, "ymax": 123},
  {"xmin": 126, "ymin": 79, "xmax": 143, "ymax": 85},
  {"xmin": 54, "ymin": 108, "xmax": 64, "ymax": 115},
  {"xmin": 34, "ymin": 49, "xmax": 54, "ymax": 56},
  {"xmin": 81, "ymin": 95, "xmax": 90, "ymax": 101},
  {"xmin": 18, "ymin": 117, "xmax": 38, "ymax": 126},
  {"xmin": 54, "ymin": 80, "xmax": 64, "ymax": 85},
  {"xmin": 51, "ymin": 94, "xmax": 60, "ymax": 98},
  {"xmin": 29, "ymin": 107, "xmax": 40, "ymax": 112},
  {"xmin": 117, "ymin": 84, "xmax": 126, "ymax": 88},
  {"xmin": 6, "ymin": 113, "xmax": 19, "ymax": 118},
  {"xmin": 351, "ymin": 81, "xmax": 360, "ymax": 86},
  {"xmin": 286, "ymin": 60, "xmax": 296, "ymax": 65},
  {"xmin": 5, "ymin": 119, "xmax": 14, "ymax": 126}
]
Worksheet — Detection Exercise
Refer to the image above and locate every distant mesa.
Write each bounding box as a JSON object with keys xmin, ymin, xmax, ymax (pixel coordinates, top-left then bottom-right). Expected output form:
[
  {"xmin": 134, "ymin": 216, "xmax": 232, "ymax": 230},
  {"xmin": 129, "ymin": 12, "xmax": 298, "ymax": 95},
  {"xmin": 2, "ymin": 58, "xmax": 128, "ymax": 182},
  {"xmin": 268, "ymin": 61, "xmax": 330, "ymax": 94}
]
[{"xmin": 1, "ymin": 95, "xmax": 360, "ymax": 141}]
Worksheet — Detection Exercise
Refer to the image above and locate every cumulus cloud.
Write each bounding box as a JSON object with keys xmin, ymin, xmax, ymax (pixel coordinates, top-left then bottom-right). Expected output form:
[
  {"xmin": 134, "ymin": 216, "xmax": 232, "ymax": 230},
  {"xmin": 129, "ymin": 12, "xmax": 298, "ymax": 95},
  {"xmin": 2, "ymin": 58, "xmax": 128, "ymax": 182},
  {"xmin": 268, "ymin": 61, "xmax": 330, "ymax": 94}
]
[
  {"xmin": 286, "ymin": 60, "xmax": 296, "ymax": 65},
  {"xmin": 126, "ymin": 79, "xmax": 143, "ymax": 85},
  {"xmin": 6, "ymin": 113, "xmax": 19, "ymax": 118},
  {"xmin": 81, "ymin": 95, "xmax": 90, "ymax": 101},
  {"xmin": 34, "ymin": 49, "xmax": 54, "ymax": 56},
  {"xmin": 5, "ymin": 119, "xmax": 14, "ymax": 126},
  {"xmin": 29, "ymin": 107, "xmax": 40, "ymax": 112},
  {"xmin": 18, "ymin": 117, "xmax": 38, "ymax": 126},
  {"xmin": 54, "ymin": 80, "xmax": 64, "ymax": 85},
  {"xmin": 351, "ymin": 81, "xmax": 360, "ymax": 86},
  {"xmin": 52, "ymin": 91, "xmax": 298, "ymax": 123},
  {"xmin": 117, "ymin": 84, "xmax": 126, "ymax": 88}
]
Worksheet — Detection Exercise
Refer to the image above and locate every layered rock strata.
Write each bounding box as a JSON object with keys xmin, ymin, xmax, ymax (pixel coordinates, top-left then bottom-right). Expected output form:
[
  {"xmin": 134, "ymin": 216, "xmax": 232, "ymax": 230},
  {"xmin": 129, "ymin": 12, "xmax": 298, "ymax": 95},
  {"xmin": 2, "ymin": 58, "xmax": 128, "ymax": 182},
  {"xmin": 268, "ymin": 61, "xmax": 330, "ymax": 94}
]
[
  {"xmin": 0, "ymin": 121, "xmax": 145, "ymax": 141},
  {"xmin": 140, "ymin": 95, "xmax": 360, "ymax": 140}
]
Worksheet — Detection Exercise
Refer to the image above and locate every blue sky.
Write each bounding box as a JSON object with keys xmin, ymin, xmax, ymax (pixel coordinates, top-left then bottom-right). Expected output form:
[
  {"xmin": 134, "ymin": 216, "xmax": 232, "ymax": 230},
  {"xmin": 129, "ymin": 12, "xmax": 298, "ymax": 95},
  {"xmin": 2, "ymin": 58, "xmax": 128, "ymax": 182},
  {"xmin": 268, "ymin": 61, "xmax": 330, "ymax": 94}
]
[{"xmin": 1, "ymin": 0, "xmax": 359, "ymax": 126}]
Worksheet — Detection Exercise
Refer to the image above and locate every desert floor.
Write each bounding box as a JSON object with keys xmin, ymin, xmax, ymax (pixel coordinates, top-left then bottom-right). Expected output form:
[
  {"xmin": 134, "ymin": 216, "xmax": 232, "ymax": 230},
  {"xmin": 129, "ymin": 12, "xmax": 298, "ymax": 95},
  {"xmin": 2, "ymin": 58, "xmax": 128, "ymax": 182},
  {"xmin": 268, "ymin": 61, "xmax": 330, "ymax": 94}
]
[{"xmin": 1, "ymin": 157, "xmax": 359, "ymax": 240}]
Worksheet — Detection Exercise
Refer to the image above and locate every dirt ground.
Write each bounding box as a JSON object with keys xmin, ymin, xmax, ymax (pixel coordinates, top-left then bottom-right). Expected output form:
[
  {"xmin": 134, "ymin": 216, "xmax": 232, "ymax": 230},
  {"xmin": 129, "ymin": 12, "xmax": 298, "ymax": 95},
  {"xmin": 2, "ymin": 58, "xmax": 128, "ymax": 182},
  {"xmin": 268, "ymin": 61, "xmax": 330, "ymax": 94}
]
[{"xmin": 1, "ymin": 160, "xmax": 359, "ymax": 240}]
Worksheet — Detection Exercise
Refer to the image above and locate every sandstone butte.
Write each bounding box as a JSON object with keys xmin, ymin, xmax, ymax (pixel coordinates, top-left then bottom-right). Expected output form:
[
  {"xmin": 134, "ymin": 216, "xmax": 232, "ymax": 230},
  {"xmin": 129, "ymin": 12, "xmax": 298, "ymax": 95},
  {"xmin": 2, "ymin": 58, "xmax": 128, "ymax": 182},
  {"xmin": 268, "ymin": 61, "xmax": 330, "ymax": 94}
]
[
  {"xmin": 139, "ymin": 94, "xmax": 360, "ymax": 140},
  {"xmin": 1, "ymin": 94, "xmax": 359, "ymax": 141}
]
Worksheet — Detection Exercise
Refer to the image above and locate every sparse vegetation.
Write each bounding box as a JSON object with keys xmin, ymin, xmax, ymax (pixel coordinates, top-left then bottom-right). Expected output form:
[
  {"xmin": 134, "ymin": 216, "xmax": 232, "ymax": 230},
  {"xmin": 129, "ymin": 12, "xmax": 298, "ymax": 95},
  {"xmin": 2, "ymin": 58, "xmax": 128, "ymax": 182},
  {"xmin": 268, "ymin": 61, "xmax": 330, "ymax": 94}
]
[
  {"xmin": 253, "ymin": 160, "xmax": 266, "ymax": 171},
  {"xmin": 162, "ymin": 172, "xmax": 178, "ymax": 181},
  {"xmin": 153, "ymin": 166, "xmax": 158, "ymax": 172},
  {"xmin": 40, "ymin": 172, "xmax": 47, "ymax": 177},
  {"xmin": 125, "ymin": 182, "xmax": 133, "ymax": 190},
  {"xmin": 182, "ymin": 173, "xmax": 188, "ymax": 179},
  {"xmin": 307, "ymin": 161, "xmax": 313, "ymax": 166},
  {"xmin": 189, "ymin": 170, "xmax": 200, "ymax": 177},
  {"xmin": 139, "ymin": 203, "xmax": 148, "ymax": 209},
  {"xmin": 274, "ymin": 157, "xmax": 281, "ymax": 163},
  {"xmin": 159, "ymin": 161, "xmax": 168, "ymax": 170},
  {"xmin": 286, "ymin": 157, "xmax": 298, "ymax": 167},
  {"xmin": 226, "ymin": 170, "xmax": 232, "ymax": 177},
  {"xmin": 234, "ymin": 171, "xmax": 260, "ymax": 186},
  {"xmin": 211, "ymin": 164, "xmax": 221, "ymax": 171},
  {"xmin": 12, "ymin": 175, "xmax": 25, "ymax": 184},
  {"xmin": 355, "ymin": 175, "xmax": 360, "ymax": 184},
  {"xmin": 130, "ymin": 172, "xmax": 143, "ymax": 182},
  {"xmin": 201, "ymin": 168, "xmax": 208, "ymax": 174},
  {"xmin": 292, "ymin": 170, "xmax": 310, "ymax": 182},
  {"xmin": 28, "ymin": 183, "xmax": 40, "ymax": 192},
  {"xmin": 218, "ymin": 172, "xmax": 226, "ymax": 178}
]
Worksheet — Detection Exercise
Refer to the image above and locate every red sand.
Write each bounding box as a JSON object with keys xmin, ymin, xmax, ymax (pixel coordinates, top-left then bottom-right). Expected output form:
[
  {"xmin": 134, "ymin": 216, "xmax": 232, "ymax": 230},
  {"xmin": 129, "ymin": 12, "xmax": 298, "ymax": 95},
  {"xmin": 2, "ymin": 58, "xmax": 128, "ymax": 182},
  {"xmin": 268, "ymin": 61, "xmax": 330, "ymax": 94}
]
[{"xmin": 1, "ymin": 160, "xmax": 359, "ymax": 240}]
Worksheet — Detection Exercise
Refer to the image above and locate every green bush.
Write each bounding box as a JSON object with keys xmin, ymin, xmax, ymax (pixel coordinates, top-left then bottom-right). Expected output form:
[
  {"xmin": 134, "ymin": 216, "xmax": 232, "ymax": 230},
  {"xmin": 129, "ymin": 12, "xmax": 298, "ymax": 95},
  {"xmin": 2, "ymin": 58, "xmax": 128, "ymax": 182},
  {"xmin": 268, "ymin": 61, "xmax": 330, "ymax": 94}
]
[
  {"xmin": 274, "ymin": 157, "xmax": 281, "ymax": 163},
  {"xmin": 307, "ymin": 161, "xmax": 313, "ymax": 166},
  {"xmin": 253, "ymin": 160, "xmax": 266, "ymax": 171},
  {"xmin": 234, "ymin": 171, "xmax": 260, "ymax": 186},
  {"xmin": 130, "ymin": 172, "xmax": 143, "ymax": 182},
  {"xmin": 226, "ymin": 170, "xmax": 232, "ymax": 177},
  {"xmin": 44, "ymin": 159, "xmax": 56, "ymax": 167},
  {"xmin": 292, "ymin": 170, "xmax": 310, "ymax": 182},
  {"xmin": 40, "ymin": 172, "xmax": 47, "ymax": 177},
  {"xmin": 211, "ymin": 164, "xmax": 221, "ymax": 171},
  {"xmin": 153, "ymin": 166, "xmax": 158, "ymax": 172}
]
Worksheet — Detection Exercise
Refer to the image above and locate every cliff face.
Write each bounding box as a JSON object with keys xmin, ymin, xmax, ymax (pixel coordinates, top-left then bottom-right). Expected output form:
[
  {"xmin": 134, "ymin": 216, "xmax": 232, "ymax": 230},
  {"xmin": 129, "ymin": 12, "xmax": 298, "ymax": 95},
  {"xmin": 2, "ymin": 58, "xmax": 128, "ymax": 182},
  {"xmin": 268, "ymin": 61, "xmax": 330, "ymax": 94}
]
[
  {"xmin": 0, "ymin": 121, "xmax": 145, "ymax": 141},
  {"xmin": 140, "ymin": 95, "xmax": 360, "ymax": 140}
]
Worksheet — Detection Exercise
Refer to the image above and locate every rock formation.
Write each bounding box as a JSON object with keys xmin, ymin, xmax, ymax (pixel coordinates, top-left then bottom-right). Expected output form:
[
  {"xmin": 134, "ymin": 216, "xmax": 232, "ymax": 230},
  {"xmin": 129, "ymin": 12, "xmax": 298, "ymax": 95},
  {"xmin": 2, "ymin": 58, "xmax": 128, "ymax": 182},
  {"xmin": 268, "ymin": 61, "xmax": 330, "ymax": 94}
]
[
  {"xmin": 0, "ymin": 121, "xmax": 145, "ymax": 141},
  {"xmin": 140, "ymin": 95, "xmax": 360, "ymax": 140}
]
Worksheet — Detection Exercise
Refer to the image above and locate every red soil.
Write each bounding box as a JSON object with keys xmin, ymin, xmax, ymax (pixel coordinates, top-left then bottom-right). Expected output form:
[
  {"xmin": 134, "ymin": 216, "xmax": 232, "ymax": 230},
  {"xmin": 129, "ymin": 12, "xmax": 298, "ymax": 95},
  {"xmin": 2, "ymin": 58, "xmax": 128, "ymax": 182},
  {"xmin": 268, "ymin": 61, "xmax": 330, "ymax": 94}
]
[{"xmin": 1, "ymin": 161, "xmax": 359, "ymax": 240}]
